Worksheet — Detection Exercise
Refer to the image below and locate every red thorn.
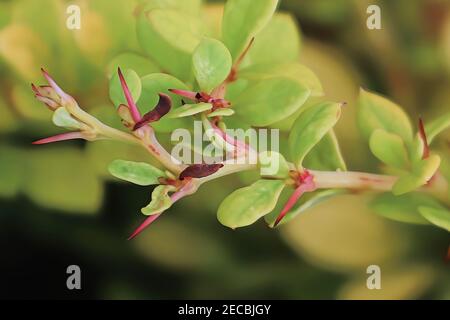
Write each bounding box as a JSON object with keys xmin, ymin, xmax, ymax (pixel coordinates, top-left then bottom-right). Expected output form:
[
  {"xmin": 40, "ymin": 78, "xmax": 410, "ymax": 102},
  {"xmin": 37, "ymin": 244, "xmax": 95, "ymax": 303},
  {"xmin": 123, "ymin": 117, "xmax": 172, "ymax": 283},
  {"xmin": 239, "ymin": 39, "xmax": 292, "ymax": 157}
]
[
  {"xmin": 418, "ymin": 118, "xmax": 430, "ymax": 159},
  {"xmin": 31, "ymin": 83, "xmax": 39, "ymax": 93},
  {"xmin": 32, "ymin": 132, "xmax": 84, "ymax": 145},
  {"xmin": 117, "ymin": 67, "xmax": 142, "ymax": 123},
  {"xmin": 274, "ymin": 172, "xmax": 316, "ymax": 227},
  {"xmin": 128, "ymin": 214, "xmax": 161, "ymax": 240}
]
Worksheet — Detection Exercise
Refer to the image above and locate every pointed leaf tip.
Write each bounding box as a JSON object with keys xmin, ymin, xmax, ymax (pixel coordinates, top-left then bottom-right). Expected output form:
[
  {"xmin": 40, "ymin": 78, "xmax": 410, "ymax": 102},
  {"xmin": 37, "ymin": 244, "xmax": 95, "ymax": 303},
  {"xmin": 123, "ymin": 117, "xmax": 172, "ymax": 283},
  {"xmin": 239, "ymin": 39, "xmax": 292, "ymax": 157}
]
[
  {"xmin": 128, "ymin": 214, "xmax": 161, "ymax": 240},
  {"xmin": 117, "ymin": 67, "xmax": 141, "ymax": 122}
]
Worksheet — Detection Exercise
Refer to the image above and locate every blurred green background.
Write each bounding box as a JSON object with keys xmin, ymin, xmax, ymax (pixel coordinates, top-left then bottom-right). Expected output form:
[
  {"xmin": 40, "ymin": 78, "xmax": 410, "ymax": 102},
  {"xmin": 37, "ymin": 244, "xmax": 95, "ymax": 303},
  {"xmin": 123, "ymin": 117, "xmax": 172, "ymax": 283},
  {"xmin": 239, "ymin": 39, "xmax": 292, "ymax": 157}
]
[{"xmin": 0, "ymin": 0, "xmax": 449, "ymax": 299}]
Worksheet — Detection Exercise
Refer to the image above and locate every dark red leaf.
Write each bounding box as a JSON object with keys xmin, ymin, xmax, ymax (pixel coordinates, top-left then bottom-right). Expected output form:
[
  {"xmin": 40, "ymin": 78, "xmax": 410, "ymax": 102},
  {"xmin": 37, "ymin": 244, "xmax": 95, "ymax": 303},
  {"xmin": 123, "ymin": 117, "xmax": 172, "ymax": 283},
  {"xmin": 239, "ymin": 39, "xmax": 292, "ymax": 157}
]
[
  {"xmin": 179, "ymin": 164, "xmax": 224, "ymax": 180},
  {"xmin": 133, "ymin": 93, "xmax": 172, "ymax": 130}
]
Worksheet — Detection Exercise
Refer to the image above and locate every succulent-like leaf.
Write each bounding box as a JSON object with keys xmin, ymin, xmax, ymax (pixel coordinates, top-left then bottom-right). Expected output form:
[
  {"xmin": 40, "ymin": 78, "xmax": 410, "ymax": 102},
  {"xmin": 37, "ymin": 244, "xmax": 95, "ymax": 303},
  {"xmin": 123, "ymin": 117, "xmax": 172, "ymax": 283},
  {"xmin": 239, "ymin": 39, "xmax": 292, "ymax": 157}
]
[
  {"xmin": 304, "ymin": 130, "xmax": 347, "ymax": 171},
  {"xmin": 240, "ymin": 62, "xmax": 323, "ymax": 97},
  {"xmin": 169, "ymin": 103, "xmax": 212, "ymax": 118},
  {"xmin": 392, "ymin": 154, "xmax": 441, "ymax": 195},
  {"xmin": 52, "ymin": 107, "xmax": 82, "ymax": 130},
  {"xmin": 222, "ymin": 0, "xmax": 278, "ymax": 60},
  {"xmin": 108, "ymin": 160, "xmax": 166, "ymax": 186},
  {"xmin": 369, "ymin": 129, "xmax": 409, "ymax": 169},
  {"xmin": 233, "ymin": 77, "xmax": 310, "ymax": 127},
  {"xmin": 357, "ymin": 88, "xmax": 413, "ymax": 143},
  {"xmin": 289, "ymin": 102, "xmax": 342, "ymax": 169},
  {"xmin": 258, "ymin": 151, "xmax": 290, "ymax": 179},
  {"xmin": 245, "ymin": 13, "xmax": 301, "ymax": 66},
  {"xmin": 418, "ymin": 206, "xmax": 450, "ymax": 232},
  {"xmin": 217, "ymin": 179, "xmax": 285, "ymax": 229},
  {"xmin": 425, "ymin": 112, "xmax": 450, "ymax": 143},
  {"xmin": 141, "ymin": 185, "xmax": 177, "ymax": 216},
  {"xmin": 207, "ymin": 108, "xmax": 235, "ymax": 118},
  {"xmin": 137, "ymin": 9, "xmax": 204, "ymax": 80},
  {"xmin": 107, "ymin": 53, "xmax": 160, "ymax": 78},
  {"xmin": 371, "ymin": 193, "xmax": 442, "ymax": 225},
  {"xmin": 192, "ymin": 38, "xmax": 232, "ymax": 93}
]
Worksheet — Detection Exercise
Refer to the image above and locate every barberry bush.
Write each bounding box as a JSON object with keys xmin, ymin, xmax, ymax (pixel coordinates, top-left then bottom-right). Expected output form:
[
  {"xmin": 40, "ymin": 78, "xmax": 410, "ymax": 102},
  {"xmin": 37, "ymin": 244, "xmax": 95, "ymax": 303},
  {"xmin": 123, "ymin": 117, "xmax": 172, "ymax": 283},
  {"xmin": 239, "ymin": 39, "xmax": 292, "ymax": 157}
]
[{"xmin": 30, "ymin": 0, "xmax": 450, "ymax": 239}]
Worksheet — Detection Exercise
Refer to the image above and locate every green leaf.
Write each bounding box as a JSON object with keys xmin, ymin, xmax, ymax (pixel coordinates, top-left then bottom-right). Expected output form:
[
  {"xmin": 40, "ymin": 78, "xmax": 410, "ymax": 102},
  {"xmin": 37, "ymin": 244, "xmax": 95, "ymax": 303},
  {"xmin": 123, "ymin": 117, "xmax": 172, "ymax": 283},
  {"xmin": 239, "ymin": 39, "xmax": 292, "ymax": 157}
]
[
  {"xmin": 222, "ymin": 0, "xmax": 279, "ymax": 60},
  {"xmin": 207, "ymin": 108, "xmax": 235, "ymax": 118},
  {"xmin": 192, "ymin": 38, "xmax": 232, "ymax": 93},
  {"xmin": 109, "ymin": 69, "xmax": 142, "ymax": 107},
  {"xmin": 425, "ymin": 112, "xmax": 450, "ymax": 143},
  {"xmin": 418, "ymin": 207, "xmax": 450, "ymax": 232},
  {"xmin": 393, "ymin": 154, "xmax": 441, "ymax": 195},
  {"xmin": 217, "ymin": 179, "xmax": 285, "ymax": 229},
  {"xmin": 371, "ymin": 193, "xmax": 442, "ymax": 225},
  {"xmin": 108, "ymin": 160, "xmax": 166, "ymax": 186},
  {"xmin": 265, "ymin": 189, "xmax": 347, "ymax": 226},
  {"xmin": 107, "ymin": 53, "xmax": 160, "ymax": 78},
  {"xmin": 233, "ymin": 77, "xmax": 311, "ymax": 126},
  {"xmin": 369, "ymin": 129, "xmax": 409, "ymax": 169},
  {"xmin": 52, "ymin": 107, "xmax": 82, "ymax": 130},
  {"xmin": 304, "ymin": 130, "xmax": 347, "ymax": 171},
  {"xmin": 137, "ymin": 9, "xmax": 204, "ymax": 80},
  {"xmin": 245, "ymin": 13, "xmax": 301, "ymax": 66},
  {"xmin": 169, "ymin": 103, "xmax": 212, "ymax": 118},
  {"xmin": 357, "ymin": 88, "xmax": 413, "ymax": 142},
  {"xmin": 289, "ymin": 102, "xmax": 342, "ymax": 169},
  {"xmin": 142, "ymin": 185, "xmax": 177, "ymax": 216},
  {"xmin": 138, "ymin": 73, "xmax": 191, "ymax": 132},
  {"xmin": 139, "ymin": 0, "xmax": 202, "ymax": 16},
  {"xmin": 240, "ymin": 62, "xmax": 323, "ymax": 97},
  {"xmin": 259, "ymin": 151, "xmax": 290, "ymax": 179}
]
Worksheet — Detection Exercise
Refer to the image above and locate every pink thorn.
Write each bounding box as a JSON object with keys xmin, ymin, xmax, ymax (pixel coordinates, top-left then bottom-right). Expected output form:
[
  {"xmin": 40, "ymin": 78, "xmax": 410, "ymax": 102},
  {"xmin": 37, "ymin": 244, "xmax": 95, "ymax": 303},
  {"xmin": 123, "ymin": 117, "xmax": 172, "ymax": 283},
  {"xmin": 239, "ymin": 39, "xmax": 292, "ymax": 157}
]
[
  {"xmin": 31, "ymin": 83, "xmax": 39, "ymax": 94},
  {"xmin": 168, "ymin": 89, "xmax": 198, "ymax": 101},
  {"xmin": 274, "ymin": 174, "xmax": 316, "ymax": 227},
  {"xmin": 40, "ymin": 68, "xmax": 71, "ymax": 101},
  {"xmin": 117, "ymin": 68, "xmax": 142, "ymax": 123},
  {"xmin": 127, "ymin": 214, "xmax": 161, "ymax": 240},
  {"xmin": 418, "ymin": 118, "xmax": 430, "ymax": 159},
  {"xmin": 32, "ymin": 132, "xmax": 84, "ymax": 145}
]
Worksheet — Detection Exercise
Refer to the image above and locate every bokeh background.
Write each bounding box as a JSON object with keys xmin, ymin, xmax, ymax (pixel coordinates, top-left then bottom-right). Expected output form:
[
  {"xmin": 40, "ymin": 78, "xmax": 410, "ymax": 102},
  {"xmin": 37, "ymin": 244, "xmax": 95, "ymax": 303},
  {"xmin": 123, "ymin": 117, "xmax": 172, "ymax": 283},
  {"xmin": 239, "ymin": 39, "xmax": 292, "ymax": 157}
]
[{"xmin": 0, "ymin": 0, "xmax": 449, "ymax": 299}]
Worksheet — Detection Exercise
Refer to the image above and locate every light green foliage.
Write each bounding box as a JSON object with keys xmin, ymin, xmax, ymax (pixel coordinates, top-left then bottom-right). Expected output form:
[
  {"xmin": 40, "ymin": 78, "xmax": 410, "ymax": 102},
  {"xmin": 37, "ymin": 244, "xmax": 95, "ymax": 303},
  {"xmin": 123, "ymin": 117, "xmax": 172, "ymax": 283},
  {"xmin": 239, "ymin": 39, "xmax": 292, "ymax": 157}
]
[
  {"xmin": 52, "ymin": 107, "xmax": 82, "ymax": 130},
  {"xmin": 108, "ymin": 160, "xmax": 166, "ymax": 186},
  {"xmin": 259, "ymin": 151, "xmax": 290, "ymax": 179},
  {"xmin": 137, "ymin": 9, "xmax": 205, "ymax": 80},
  {"xmin": 289, "ymin": 102, "xmax": 342, "ymax": 169},
  {"xmin": 418, "ymin": 207, "xmax": 450, "ymax": 232},
  {"xmin": 142, "ymin": 185, "xmax": 177, "ymax": 215},
  {"xmin": 245, "ymin": 13, "xmax": 301, "ymax": 66},
  {"xmin": 107, "ymin": 53, "xmax": 160, "ymax": 78},
  {"xmin": 222, "ymin": 0, "xmax": 279, "ymax": 60},
  {"xmin": 169, "ymin": 103, "xmax": 212, "ymax": 118},
  {"xmin": 304, "ymin": 130, "xmax": 347, "ymax": 171},
  {"xmin": 217, "ymin": 179, "xmax": 285, "ymax": 228},
  {"xmin": 372, "ymin": 193, "xmax": 443, "ymax": 225},
  {"xmin": 109, "ymin": 69, "xmax": 142, "ymax": 107},
  {"xmin": 425, "ymin": 112, "xmax": 450, "ymax": 143},
  {"xmin": 233, "ymin": 77, "xmax": 310, "ymax": 126},
  {"xmin": 357, "ymin": 88, "xmax": 413, "ymax": 143},
  {"xmin": 369, "ymin": 129, "xmax": 409, "ymax": 170},
  {"xmin": 392, "ymin": 154, "xmax": 441, "ymax": 195},
  {"xmin": 240, "ymin": 62, "xmax": 323, "ymax": 97},
  {"xmin": 192, "ymin": 38, "xmax": 232, "ymax": 93},
  {"xmin": 207, "ymin": 109, "xmax": 235, "ymax": 118}
]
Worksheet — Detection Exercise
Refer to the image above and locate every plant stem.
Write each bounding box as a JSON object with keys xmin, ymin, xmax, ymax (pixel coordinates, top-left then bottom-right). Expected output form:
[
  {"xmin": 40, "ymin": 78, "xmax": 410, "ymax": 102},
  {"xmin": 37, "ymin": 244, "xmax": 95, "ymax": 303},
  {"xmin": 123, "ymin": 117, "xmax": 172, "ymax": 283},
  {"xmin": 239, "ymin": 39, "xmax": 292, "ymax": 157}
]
[{"xmin": 311, "ymin": 170, "xmax": 397, "ymax": 191}]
